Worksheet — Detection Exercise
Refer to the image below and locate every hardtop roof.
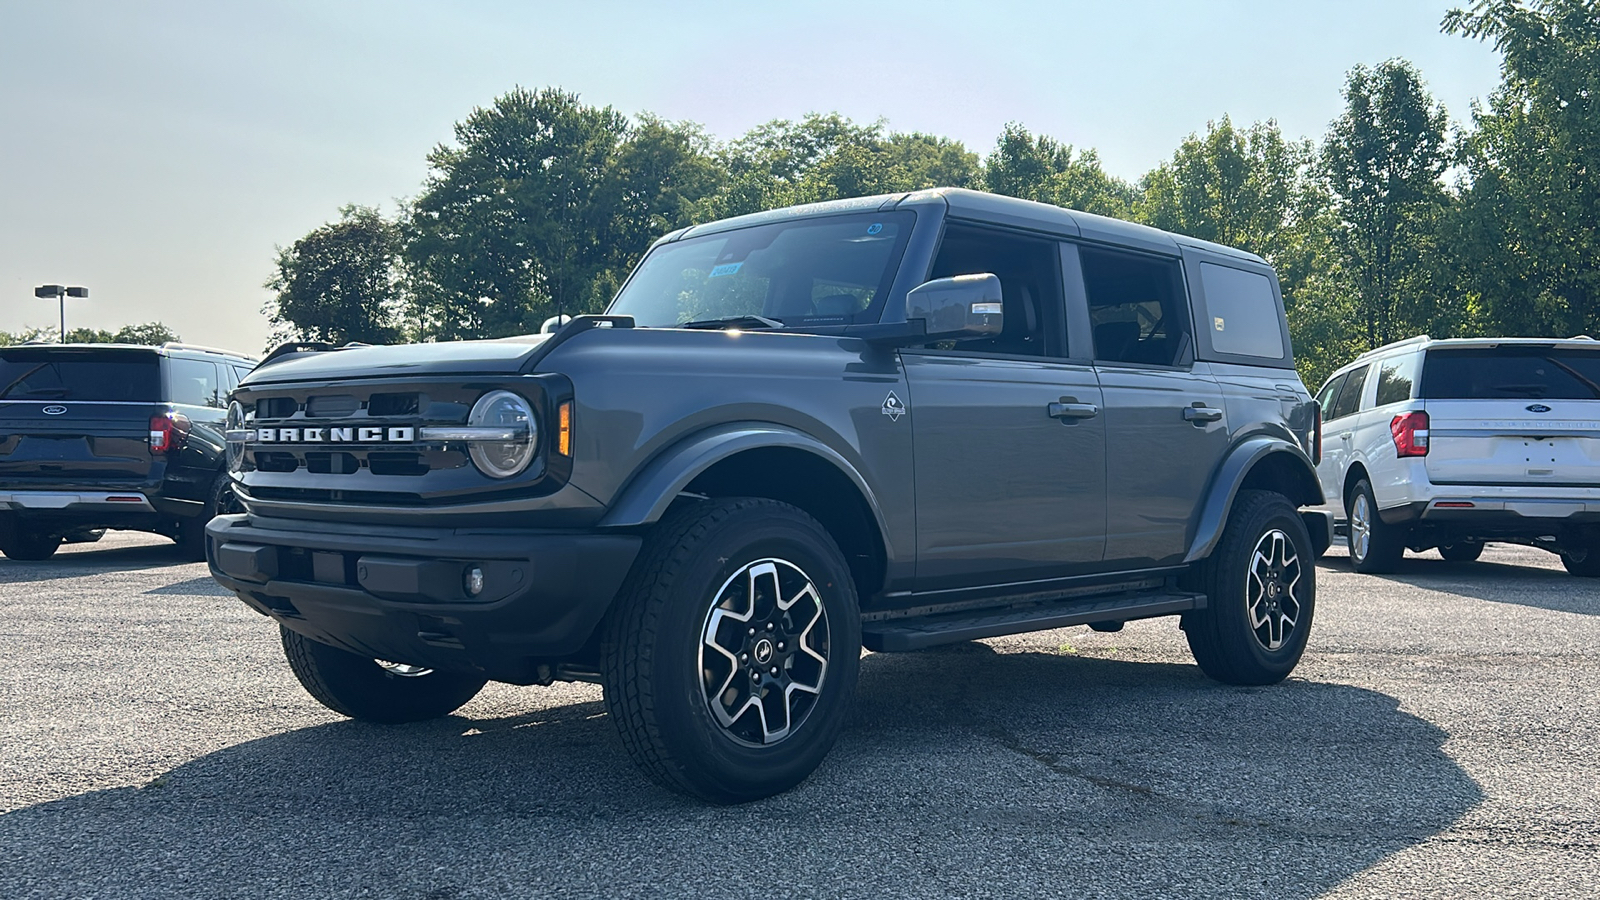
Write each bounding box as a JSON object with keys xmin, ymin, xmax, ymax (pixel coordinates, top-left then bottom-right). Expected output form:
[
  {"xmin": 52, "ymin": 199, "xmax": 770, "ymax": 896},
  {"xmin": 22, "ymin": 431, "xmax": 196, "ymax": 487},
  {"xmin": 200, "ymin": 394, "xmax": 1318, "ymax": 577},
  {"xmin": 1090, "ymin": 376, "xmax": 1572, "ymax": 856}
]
[{"xmin": 667, "ymin": 187, "xmax": 1269, "ymax": 266}]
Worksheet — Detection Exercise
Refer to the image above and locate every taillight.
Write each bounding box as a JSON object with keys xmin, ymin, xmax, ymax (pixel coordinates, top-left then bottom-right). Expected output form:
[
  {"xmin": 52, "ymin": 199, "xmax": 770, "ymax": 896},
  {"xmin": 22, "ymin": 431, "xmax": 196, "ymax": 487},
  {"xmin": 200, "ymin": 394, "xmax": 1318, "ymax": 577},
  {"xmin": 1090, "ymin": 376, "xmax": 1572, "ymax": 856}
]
[
  {"xmin": 1391, "ymin": 411, "xmax": 1429, "ymax": 457},
  {"xmin": 1312, "ymin": 404, "xmax": 1323, "ymax": 465},
  {"xmin": 149, "ymin": 412, "xmax": 192, "ymax": 455}
]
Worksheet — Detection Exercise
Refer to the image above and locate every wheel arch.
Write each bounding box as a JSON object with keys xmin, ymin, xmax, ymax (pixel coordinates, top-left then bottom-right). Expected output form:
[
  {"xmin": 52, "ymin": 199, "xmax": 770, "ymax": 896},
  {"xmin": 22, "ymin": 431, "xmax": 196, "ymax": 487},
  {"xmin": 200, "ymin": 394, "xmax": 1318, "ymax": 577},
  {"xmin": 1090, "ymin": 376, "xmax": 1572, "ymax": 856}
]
[
  {"xmin": 598, "ymin": 423, "xmax": 892, "ymax": 598},
  {"xmin": 1342, "ymin": 461, "xmax": 1372, "ymax": 508},
  {"xmin": 1185, "ymin": 437, "xmax": 1326, "ymax": 563}
]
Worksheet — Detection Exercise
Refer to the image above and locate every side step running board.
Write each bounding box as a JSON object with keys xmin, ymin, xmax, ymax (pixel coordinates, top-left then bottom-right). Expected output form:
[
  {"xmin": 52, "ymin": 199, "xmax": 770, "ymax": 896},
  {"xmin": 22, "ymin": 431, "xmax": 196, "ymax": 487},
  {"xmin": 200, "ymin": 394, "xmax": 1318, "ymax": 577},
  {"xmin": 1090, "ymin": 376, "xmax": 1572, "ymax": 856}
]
[{"xmin": 862, "ymin": 591, "xmax": 1206, "ymax": 652}]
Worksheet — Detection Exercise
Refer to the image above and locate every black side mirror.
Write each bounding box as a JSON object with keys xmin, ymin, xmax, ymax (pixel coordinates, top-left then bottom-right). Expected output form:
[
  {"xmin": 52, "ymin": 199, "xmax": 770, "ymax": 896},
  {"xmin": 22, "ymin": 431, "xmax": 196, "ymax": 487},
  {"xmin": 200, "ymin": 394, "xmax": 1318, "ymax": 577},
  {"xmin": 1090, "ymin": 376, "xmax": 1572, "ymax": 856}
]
[{"xmin": 906, "ymin": 274, "xmax": 1003, "ymax": 339}]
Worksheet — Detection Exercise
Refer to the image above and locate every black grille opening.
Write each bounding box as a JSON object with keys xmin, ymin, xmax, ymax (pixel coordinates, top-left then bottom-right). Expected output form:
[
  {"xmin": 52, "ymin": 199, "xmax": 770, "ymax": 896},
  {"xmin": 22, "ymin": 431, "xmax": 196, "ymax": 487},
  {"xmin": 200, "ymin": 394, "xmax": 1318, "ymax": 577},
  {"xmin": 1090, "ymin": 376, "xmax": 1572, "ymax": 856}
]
[
  {"xmin": 257, "ymin": 397, "xmax": 298, "ymax": 419},
  {"xmin": 305, "ymin": 451, "xmax": 360, "ymax": 475},
  {"xmin": 254, "ymin": 452, "xmax": 299, "ymax": 473},
  {"xmin": 368, "ymin": 451, "xmax": 429, "ymax": 476},
  {"xmin": 307, "ymin": 394, "xmax": 361, "ymax": 418},
  {"xmin": 368, "ymin": 392, "xmax": 421, "ymax": 417}
]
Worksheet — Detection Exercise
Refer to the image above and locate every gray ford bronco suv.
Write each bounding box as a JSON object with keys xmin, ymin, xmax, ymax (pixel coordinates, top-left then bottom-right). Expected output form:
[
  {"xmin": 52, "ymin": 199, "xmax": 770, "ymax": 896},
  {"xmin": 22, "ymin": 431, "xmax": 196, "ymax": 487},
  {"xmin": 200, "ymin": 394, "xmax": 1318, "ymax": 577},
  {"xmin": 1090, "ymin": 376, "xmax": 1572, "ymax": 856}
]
[{"xmin": 208, "ymin": 188, "xmax": 1329, "ymax": 803}]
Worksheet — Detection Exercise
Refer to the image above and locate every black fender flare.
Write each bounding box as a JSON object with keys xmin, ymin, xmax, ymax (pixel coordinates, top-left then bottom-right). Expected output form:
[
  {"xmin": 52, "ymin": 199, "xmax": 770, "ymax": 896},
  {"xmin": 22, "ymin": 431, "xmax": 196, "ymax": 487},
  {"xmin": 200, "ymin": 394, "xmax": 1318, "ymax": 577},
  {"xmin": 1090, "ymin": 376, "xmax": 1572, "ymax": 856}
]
[
  {"xmin": 1185, "ymin": 436, "xmax": 1325, "ymax": 563},
  {"xmin": 597, "ymin": 422, "xmax": 892, "ymax": 544}
]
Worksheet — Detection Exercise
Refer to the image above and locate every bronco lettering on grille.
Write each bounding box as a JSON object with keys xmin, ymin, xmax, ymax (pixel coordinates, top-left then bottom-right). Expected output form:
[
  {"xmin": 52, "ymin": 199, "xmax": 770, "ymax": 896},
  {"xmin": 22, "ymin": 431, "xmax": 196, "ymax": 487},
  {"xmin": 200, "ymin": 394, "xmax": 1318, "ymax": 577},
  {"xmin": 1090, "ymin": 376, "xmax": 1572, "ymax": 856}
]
[{"xmin": 251, "ymin": 426, "xmax": 416, "ymax": 444}]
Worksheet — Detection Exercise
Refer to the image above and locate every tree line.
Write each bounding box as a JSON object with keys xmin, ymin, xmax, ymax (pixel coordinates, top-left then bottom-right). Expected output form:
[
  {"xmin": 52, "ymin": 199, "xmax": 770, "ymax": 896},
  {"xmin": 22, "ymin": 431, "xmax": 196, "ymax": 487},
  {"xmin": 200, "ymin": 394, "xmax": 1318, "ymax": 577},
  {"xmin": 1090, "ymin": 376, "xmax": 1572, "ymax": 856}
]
[
  {"xmin": 0, "ymin": 323, "xmax": 180, "ymax": 346},
  {"xmin": 266, "ymin": 0, "xmax": 1600, "ymax": 387}
]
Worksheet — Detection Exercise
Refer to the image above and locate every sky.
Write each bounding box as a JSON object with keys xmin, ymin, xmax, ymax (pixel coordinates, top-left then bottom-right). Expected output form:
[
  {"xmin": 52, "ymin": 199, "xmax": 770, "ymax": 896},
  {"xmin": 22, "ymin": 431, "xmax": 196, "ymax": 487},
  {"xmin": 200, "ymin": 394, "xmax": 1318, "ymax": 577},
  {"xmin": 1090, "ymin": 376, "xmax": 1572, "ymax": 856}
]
[{"xmin": 0, "ymin": 0, "xmax": 1506, "ymax": 354}]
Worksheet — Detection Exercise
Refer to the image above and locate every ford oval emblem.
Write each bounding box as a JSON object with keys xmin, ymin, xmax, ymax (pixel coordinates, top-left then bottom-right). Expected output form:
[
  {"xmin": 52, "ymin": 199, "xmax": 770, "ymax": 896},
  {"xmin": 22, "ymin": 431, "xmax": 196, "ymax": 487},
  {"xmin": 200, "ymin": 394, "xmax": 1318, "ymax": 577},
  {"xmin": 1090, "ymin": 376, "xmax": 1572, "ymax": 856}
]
[
  {"xmin": 42, "ymin": 405, "xmax": 68, "ymax": 415},
  {"xmin": 1526, "ymin": 404, "xmax": 1552, "ymax": 413}
]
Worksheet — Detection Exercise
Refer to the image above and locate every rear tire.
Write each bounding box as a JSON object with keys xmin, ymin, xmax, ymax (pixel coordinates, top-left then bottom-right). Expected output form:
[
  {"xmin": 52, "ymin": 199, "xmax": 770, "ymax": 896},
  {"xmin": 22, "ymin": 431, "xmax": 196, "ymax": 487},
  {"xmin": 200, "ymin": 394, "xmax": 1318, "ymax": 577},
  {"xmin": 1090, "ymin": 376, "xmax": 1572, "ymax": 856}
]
[
  {"xmin": 601, "ymin": 497, "xmax": 861, "ymax": 804},
  {"xmin": 1438, "ymin": 542, "xmax": 1484, "ymax": 563},
  {"xmin": 1346, "ymin": 479, "xmax": 1406, "ymax": 573},
  {"xmin": 1182, "ymin": 490, "xmax": 1315, "ymax": 686},
  {"xmin": 0, "ymin": 530, "xmax": 62, "ymax": 561},
  {"xmin": 177, "ymin": 474, "xmax": 241, "ymax": 561},
  {"xmin": 280, "ymin": 626, "xmax": 487, "ymax": 723}
]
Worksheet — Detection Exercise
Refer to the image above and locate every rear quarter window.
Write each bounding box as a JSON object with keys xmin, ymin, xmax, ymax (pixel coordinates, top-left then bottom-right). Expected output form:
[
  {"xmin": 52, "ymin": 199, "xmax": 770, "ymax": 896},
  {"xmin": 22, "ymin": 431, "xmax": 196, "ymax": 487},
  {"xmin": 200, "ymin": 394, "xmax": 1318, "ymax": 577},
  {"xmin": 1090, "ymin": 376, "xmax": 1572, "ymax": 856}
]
[
  {"xmin": 1374, "ymin": 353, "xmax": 1419, "ymax": 406},
  {"xmin": 1198, "ymin": 263, "xmax": 1284, "ymax": 359},
  {"xmin": 0, "ymin": 350, "xmax": 160, "ymax": 402},
  {"xmin": 167, "ymin": 357, "xmax": 223, "ymax": 408}
]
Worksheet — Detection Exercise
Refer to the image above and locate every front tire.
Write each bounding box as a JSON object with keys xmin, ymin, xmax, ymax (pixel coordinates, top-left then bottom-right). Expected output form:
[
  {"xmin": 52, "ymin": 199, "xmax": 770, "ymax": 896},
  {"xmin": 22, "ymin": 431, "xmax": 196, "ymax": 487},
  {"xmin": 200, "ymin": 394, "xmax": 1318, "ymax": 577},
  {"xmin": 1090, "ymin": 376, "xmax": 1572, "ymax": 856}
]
[
  {"xmin": 601, "ymin": 497, "xmax": 861, "ymax": 804},
  {"xmin": 280, "ymin": 626, "xmax": 487, "ymax": 723},
  {"xmin": 1346, "ymin": 479, "xmax": 1406, "ymax": 573},
  {"xmin": 1182, "ymin": 490, "xmax": 1315, "ymax": 685}
]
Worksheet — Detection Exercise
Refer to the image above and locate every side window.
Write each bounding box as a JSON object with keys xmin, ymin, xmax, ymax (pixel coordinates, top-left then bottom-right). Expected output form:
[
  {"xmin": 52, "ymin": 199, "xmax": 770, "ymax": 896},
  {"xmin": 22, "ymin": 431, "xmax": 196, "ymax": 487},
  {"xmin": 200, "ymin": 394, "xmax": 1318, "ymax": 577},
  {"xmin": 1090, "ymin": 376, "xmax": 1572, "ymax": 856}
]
[
  {"xmin": 923, "ymin": 225, "xmax": 1062, "ymax": 357},
  {"xmin": 1198, "ymin": 262, "xmax": 1284, "ymax": 359},
  {"xmin": 232, "ymin": 365, "xmax": 253, "ymax": 385},
  {"xmin": 167, "ymin": 357, "xmax": 220, "ymax": 408},
  {"xmin": 1316, "ymin": 372, "xmax": 1349, "ymax": 418},
  {"xmin": 1081, "ymin": 246, "xmax": 1189, "ymax": 366},
  {"xmin": 1374, "ymin": 353, "xmax": 1418, "ymax": 406},
  {"xmin": 1328, "ymin": 364, "xmax": 1370, "ymax": 420}
]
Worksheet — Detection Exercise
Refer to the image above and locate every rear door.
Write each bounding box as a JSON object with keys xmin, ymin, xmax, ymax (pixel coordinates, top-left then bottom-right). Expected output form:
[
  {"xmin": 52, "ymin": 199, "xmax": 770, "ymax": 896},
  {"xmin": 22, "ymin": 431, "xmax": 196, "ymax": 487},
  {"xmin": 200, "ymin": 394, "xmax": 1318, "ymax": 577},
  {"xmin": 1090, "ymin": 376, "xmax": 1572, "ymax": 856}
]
[
  {"xmin": 1421, "ymin": 344, "xmax": 1600, "ymax": 487},
  {"xmin": 0, "ymin": 347, "xmax": 162, "ymax": 481},
  {"xmin": 1074, "ymin": 243, "xmax": 1230, "ymax": 569}
]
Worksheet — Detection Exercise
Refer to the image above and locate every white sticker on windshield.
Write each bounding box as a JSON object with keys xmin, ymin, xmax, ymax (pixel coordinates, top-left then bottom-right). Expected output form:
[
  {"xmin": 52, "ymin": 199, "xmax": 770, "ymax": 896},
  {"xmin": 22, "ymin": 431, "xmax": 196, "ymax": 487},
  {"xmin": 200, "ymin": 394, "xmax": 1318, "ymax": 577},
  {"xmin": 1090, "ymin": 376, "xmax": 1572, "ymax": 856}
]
[{"xmin": 709, "ymin": 263, "xmax": 742, "ymax": 278}]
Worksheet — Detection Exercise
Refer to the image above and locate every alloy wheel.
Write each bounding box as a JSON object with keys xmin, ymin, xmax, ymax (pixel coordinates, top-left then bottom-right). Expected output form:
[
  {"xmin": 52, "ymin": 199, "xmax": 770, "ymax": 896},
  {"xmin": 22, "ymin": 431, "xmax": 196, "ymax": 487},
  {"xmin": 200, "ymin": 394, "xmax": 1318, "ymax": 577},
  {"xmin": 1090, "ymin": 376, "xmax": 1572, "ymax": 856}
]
[
  {"xmin": 1349, "ymin": 493, "xmax": 1372, "ymax": 562},
  {"xmin": 1247, "ymin": 529, "xmax": 1303, "ymax": 651},
  {"xmin": 699, "ymin": 558, "xmax": 830, "ymax": 746}
]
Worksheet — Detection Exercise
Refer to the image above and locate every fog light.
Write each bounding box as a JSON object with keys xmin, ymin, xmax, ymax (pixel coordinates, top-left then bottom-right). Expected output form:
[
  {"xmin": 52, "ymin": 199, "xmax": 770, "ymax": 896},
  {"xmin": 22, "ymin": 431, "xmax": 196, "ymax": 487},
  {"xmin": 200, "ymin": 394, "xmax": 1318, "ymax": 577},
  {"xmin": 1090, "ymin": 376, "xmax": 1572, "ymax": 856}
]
[{"xmin": 465, "ymin": 566, "xmax": 485, "ymax": 597}]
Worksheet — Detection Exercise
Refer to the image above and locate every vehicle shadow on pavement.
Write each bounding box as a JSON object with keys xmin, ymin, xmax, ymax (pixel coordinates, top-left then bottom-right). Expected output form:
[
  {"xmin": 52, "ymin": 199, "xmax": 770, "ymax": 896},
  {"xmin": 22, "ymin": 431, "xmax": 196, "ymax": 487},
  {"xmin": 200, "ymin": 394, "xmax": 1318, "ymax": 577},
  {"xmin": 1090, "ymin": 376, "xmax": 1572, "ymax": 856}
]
[
  {"xmin": 0, "ymin": 543, "xmax": 194, "ymax": 584},
  {"xmin": 0, "ymin": 648, "xmax": 1480, "ymax": 899},
  {"xmin": 1319, "ymin": 553, "xmax": 1600, "ymax": 617}
]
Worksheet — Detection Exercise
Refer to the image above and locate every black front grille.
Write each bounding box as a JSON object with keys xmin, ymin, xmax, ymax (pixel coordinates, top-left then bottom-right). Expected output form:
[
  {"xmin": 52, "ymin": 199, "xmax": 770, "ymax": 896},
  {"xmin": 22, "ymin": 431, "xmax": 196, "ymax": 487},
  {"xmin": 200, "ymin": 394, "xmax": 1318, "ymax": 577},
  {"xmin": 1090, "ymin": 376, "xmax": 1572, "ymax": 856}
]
[
  {"xmin": 305, "ymin": 451, "xmax": 360, "ymax": 475},
  {"xmin": 368, "ymin": 392, "xmax": 420, "ymax": 417},
  {"xmin": 258, "ymin": 397, "xmax": 298, "ymax": 419},
  {"xmin": 306, "ymin": 394, "xmax": 360, "ymax": 418},
  {"xmin": 248, "ymin": 486, "xmax": 426, "ymax": 506}
]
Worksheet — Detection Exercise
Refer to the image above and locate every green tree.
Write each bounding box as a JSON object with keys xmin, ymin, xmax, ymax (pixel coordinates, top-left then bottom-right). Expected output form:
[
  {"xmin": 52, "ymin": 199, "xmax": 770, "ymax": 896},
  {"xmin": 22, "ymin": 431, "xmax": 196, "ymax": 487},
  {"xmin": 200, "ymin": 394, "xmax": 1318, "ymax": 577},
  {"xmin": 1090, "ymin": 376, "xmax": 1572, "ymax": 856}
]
[
  {"xmin": 1320, "ymin": 60, "xmax": 1453, "ymax": 348},
  {"xmin": 404, "ymin": 88, "xmax": 721, "ymax": 340},
  {"xmin": 1138, "ymin": 116, "xmax": 1326, "ymax": 300},
  {"xmin": 983, "ymin": 124, "xmax": 1137, "ymax": 218},
  {"xmin": 265, "ymin": 205, "xmax": 402, "ymax": 348},
  {"xmin": 111, "ymin": 323, "xmax": 181, "ymax": 345},
  {"xmin": 1446, "ymin": 0, "xmax": 1600, "ymax": 336}
]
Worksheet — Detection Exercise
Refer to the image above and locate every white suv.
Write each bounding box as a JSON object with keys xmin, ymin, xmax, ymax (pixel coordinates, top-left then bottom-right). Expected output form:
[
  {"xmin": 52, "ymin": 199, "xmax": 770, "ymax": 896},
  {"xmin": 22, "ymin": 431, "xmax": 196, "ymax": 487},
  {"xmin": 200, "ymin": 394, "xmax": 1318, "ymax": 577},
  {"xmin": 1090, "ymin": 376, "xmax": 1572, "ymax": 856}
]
[{"xmin": 1312, "ymin": 335, "xmax": 1600, "ymax": 575}]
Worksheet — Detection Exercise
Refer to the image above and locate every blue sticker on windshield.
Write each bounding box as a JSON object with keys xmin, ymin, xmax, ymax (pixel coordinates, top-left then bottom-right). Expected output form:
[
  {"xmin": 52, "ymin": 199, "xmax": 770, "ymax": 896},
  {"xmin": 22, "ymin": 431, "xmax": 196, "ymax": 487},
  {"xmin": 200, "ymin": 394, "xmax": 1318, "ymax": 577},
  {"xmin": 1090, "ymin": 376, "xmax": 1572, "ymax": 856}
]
[
  {"xmin": 866, "ymin": 223, "xmax": 883, "ymax": 235},
  {"xmin": 709, "ymin": 262, "xmax": 742, "ymax": 278}
]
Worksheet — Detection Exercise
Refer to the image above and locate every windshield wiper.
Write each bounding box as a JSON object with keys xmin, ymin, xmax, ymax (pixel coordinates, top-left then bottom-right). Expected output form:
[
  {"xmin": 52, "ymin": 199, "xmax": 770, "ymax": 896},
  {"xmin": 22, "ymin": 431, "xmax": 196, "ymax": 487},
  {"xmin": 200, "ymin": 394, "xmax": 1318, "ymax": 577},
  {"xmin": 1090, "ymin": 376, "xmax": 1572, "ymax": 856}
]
[{"xmin": 676, "ymin": 315, "xmax": 783, "ymax": 330}]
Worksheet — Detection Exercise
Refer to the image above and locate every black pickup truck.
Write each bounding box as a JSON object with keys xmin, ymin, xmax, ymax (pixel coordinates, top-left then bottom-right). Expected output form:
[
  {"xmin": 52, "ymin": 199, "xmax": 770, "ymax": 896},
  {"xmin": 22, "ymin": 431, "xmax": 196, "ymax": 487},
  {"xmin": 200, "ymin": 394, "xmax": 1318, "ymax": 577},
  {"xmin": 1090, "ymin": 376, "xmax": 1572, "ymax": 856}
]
[
  {"xmin": 208, "ymin": 188, "xmax": 1329, "ymax": 802},
  {"xmin": 0, "ymin": 343, "xmax": 254, "ymax": 560}
]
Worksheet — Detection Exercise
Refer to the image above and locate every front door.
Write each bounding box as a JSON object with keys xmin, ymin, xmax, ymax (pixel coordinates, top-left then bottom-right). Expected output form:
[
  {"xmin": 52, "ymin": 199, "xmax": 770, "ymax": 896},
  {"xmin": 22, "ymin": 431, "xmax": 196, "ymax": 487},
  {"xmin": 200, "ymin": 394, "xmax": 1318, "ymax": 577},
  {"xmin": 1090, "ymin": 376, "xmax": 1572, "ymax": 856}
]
[{"xmin": 901, "ymin": 224, "xmax": 1107, "ymax": 591}]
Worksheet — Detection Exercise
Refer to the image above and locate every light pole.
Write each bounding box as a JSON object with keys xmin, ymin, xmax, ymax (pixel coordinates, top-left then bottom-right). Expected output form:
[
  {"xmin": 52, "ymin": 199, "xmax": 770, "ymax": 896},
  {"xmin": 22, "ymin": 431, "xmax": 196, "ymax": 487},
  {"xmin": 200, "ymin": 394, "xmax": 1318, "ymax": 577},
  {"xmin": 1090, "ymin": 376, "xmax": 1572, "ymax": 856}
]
[{"xmin": 33, "ymin": 284, "xmax": 88, "ymax": 342}]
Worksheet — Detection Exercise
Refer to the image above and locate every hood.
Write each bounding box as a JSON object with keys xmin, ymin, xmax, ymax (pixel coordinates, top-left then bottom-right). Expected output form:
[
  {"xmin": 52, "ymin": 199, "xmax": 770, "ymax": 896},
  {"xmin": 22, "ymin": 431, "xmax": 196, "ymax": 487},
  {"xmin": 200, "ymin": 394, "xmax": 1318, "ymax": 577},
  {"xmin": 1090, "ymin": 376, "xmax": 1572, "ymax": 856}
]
[{"xmin": 242, "ymin": 334, "xmax": 553, "ymax": 385}]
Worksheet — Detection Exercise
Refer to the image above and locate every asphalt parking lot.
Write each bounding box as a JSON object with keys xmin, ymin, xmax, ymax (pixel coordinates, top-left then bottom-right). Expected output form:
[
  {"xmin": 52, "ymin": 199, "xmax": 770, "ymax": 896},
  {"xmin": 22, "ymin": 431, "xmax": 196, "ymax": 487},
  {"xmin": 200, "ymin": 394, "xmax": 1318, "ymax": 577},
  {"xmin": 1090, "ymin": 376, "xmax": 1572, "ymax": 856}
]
[{"xmin": 1, "ymin": 532, "xmax": 1596, "ymax": 899}]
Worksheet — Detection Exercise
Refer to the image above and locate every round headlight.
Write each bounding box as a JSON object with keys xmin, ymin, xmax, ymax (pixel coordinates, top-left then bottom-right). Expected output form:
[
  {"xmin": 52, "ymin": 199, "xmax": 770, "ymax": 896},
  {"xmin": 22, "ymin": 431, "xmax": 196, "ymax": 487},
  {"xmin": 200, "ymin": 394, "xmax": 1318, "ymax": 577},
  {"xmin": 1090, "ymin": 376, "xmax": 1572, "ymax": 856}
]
[
  {"xmin": 467, "ymin": 390, "xmax": 537, "ymax": 478},
  {"xmin": 226, "ymin": 401, "xmax": 247, "ymax": 472}
]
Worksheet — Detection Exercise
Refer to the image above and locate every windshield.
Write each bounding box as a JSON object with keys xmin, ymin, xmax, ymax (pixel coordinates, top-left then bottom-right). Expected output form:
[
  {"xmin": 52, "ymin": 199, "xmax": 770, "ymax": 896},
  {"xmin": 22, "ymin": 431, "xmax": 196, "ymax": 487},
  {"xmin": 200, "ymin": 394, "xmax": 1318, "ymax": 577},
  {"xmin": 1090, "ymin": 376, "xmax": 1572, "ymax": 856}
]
[
  {"xmin": 1422, "ymin": 346, "xmax": 1600, "ymax": 400},
  {"xmin": 0, "ymin": 349, "xmax": 160, "ymax": 401},
  {"xmin": 607, "ymin": 212, "xmax": 914, "ymax": 328}
]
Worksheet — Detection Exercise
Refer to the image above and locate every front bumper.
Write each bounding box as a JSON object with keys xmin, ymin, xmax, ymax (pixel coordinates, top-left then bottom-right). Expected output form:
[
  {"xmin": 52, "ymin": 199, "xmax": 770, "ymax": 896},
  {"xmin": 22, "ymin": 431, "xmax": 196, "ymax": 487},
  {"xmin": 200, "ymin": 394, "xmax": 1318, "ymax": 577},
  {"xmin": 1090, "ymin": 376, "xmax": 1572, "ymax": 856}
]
[{"xmin": 206, "ymin": 514, "xmax": 642, "ymax": 683}]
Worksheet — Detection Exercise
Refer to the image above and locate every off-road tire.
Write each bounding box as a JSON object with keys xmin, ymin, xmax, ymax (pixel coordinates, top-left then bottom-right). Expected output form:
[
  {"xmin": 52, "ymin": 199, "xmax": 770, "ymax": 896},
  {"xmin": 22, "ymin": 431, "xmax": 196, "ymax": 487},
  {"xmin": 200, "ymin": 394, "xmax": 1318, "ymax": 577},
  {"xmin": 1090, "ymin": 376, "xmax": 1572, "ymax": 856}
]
[
  {"xmin": 1438, "ymin": 542, "xmax": 1484, "ymax": 563},
  {"xmin": 280, "ymin": 626, "xmax": 487, "ymax": 723},
  {"xmin": 1559, "ymin": 541, "xmax": 1600, "ymax": 577},
  {"xmin": 177, "ymin": 474, "xmax": 241, "ymax": 561},
  {"xmin": 600, "ymin": 497, "xmax": 861, "ymax": 804},
  {"xmin": 0, "ymin": 530, "xmax": 62, "ymax": 561},
  {"xmin": 1182, "ymin": 490, "xmax": 1315, "ymax": 685},
  {"xmin": 1347, "ymin": 478, "xmax": 1406, "ymax": 573}
]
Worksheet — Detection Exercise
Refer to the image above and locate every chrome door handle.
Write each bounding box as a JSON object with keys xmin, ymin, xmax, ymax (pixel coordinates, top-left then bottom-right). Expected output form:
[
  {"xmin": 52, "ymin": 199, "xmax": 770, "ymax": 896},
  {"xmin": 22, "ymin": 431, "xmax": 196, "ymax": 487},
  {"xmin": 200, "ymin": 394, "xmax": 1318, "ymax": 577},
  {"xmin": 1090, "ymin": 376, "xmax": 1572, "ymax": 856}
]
[
  {"xmin": 1183, "ymin": 405, "xmax": 1224, "ymax": 423},
  {"xmin": 1340, "ymin": 431, "xmax": 1353, "ymax": 440},
  {"xmin": 1048, "ymin": 400, "xmax": 1100, "ymax": 420}
]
